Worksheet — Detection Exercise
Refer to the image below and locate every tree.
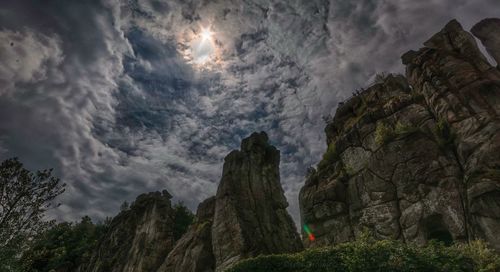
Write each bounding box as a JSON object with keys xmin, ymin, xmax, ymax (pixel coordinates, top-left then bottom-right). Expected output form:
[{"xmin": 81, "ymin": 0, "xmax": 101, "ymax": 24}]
[
  {"xmin": 22, "ymin": 216, "xmax": 109, "ymax": 272},
  {"xmin": 0, "ymin": 158, "xmax": 65, "ymax": 248},
  {"xmin": 172, "ymin": 202, "xmax": 195, "ymax": 241},
  {"xmin": 120, "ymin": 201, "xmax": 129, "ymax": 211}
]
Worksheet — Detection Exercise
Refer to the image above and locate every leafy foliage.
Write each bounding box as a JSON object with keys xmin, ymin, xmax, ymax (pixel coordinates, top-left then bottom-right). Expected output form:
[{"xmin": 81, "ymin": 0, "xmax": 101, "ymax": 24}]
[
  {"xmin": 173, "ymin": 202, "xmax": 195, "ymax": 241},
  {"xmin": 394, "ymin": 122, "xmax": 419, "ymax": 136},
  {"xmin": 227, "ymin": 236, "xmax": 500, "ymax": 272},
  {"xmin": 22, "ymin": 216, "xmax": 109, "ymax": 272},
  {"xmin": 120, "ymin": 201, "xmax": 130, "ymax": 211},
  {"xmin": 0, "ymin": 158, "xmax": 65, "ymax": 271}
]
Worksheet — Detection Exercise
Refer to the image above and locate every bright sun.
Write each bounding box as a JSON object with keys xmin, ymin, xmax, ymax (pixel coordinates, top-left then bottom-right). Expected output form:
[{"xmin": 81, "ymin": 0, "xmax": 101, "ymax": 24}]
[
  {"xmin": 200, "ymin": 27, "xmax": 213, "ymax": 41},
  {"xmin": 190, "ymin": 26, "xmax": 216, "ymax": 66}
]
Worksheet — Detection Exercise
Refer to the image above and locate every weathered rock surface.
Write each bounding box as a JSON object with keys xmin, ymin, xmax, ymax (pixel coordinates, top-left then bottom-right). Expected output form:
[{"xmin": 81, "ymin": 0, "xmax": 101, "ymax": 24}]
[
  {"xmin": 80, "ymin": 191, "xmax": 175, "ymax": 272},
  {"xmin": 406, "ymin": 19, "xmax": 500, "ymax": 250},
  {"xmin": 472, "ymin": 18, "xmax": 500, "ymax": 67},
  {"xmin": 158, "ymin": 197, "xmax": 216, "ymax": 272},
  {"xmin": 300, "ymin": 19, "xmax": 500, "ymax": 251},
  {"xmin": 212, "ymin": 132, "xmax": 303, "ymax": 271}
]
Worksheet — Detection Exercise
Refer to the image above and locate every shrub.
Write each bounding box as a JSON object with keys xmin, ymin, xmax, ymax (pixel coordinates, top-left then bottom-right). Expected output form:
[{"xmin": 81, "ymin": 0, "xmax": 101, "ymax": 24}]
[
  {"xmin": 317, "ymin": 143, "xmax": 339, "ymax": 172},
  {"xmin": 433, "ymin": 119, "xmax": 456, "ymax": 150},
  {"xmin": 226, "ymin": 238, "xmax": 500, "ymax": 272},
  {"xmin": 375, "ymin": 122, "xmax": 394, "ymax": 145},
  {"xmin": 227, "ymin": 255, "xmax": 304, "ymax": 272},
  {"xmin": 394, "ymin": 122, "xmax": 419, "ymax": 136}
]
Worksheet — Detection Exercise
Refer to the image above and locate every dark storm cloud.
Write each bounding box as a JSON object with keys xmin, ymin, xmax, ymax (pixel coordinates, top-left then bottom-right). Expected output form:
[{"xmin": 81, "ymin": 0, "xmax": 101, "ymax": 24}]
[{"xmin": 0, "ymin": 0, "xmax": 498, "ymax": 224}]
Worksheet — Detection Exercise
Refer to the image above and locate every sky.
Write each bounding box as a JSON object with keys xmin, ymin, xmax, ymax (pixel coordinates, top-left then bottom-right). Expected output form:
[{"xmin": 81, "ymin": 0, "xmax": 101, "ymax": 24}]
[{"xmin": 0, "ymin": 0, "xmax": 498, "ymax": 226}]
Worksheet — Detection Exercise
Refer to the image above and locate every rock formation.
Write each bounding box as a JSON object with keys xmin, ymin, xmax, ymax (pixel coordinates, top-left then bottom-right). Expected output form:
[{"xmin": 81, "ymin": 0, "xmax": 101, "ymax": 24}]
[
  {"xmin": 79, "ymin": 191, "xmax": 176, "ymax": 272},
  {"xmin": 472, "ymin": 18, "xmax": 500, "ymax": 67},
  {"xmin": 405, "ymin": 19, "xmax": 500, "ymax": 250},
  {"xmin": 81, "ymin": 133, "xmax": 302, "ymax": 272},
  {"xmin": 158, "ymin": 197, "xmax": 216, "ymax": 272},
  {"xmin": 211, "ymin": 132, "xmax": 303, "ymax": 271},
  {"xmin": 300, "ymin": 19, "xmax": 500, "ymax": 251}
]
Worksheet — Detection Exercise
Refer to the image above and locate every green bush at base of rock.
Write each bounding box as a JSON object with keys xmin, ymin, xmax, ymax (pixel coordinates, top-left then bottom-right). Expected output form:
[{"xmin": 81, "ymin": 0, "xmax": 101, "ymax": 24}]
[{"xmin": 226, "ymin": 237, "xmax": 500, "ymax": 272}]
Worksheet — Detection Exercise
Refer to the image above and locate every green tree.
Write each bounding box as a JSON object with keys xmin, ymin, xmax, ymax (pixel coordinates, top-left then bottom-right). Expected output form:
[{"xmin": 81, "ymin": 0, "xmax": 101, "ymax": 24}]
[
  {"xmin": 120, "ymin": 201, "xmax": 129, "ymax": 211},
  {"xmin": 0, "ymin": 158, "xmax": 65, "ymax": 271},
  {"xmin": 23, "ymin": 216, "xmax": 109, "ymax": 272},
  {"xmin": 172, "ymin": 202, "xmax": 195, "ymax": 241}
]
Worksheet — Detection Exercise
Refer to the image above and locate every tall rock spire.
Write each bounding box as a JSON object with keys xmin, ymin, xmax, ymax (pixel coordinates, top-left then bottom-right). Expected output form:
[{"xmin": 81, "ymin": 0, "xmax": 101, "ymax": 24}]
[{"xmin": 211, "ymin": 132, "xmax": 303, "ymax": 271}]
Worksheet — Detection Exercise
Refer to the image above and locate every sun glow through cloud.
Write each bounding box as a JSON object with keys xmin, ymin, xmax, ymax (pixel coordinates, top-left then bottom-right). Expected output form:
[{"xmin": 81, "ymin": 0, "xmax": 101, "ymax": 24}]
[{"xmin": 189, "ymin": 26, "xmax": 216, "ymax": 66}]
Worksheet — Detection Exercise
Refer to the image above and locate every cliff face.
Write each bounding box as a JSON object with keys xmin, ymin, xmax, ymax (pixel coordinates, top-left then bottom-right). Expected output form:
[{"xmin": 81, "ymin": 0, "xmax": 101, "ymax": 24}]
[
  {"xmin": 300, "ymin": 19, "xmax": 500, "ymax": 251},
  {"xmin": 80, "ymin": 191, "xmax": 175, "ymax": 272},
  {"xmin": 405, "ymin": 19, "xmax": 500, "ymax": 250},
  {"xmin": 211, "ymin": 132, "xmax": 303, "ymax": 271}
]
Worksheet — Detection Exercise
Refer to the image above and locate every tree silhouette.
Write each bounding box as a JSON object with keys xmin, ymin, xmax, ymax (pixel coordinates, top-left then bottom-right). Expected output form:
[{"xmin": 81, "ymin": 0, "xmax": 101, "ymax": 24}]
[{"xmin": 0, "ymin": 158, "xmax": 65, "ymax": 248}]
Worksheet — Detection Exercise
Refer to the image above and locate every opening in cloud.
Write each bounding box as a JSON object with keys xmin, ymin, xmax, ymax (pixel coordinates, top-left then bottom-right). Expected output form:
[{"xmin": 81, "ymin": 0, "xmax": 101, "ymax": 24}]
[{"xmin": 190, "ymin": 27, "xmax": 215, "ymax": 65}]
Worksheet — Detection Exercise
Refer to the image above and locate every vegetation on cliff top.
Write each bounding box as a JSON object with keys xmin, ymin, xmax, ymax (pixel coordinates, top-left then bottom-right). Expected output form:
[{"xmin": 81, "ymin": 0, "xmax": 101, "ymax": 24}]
[{"xmin": 227, "ymin": 235, "xmax": 500, "ymax": 272}]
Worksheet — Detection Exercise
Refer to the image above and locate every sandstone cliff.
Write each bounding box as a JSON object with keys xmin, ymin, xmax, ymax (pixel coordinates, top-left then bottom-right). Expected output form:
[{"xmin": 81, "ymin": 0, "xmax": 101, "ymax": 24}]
[
  {"xmin": 300, "ymin": 19, "xmax": 500, "ymax": 251},
  {"xmin": 79, "ymin": 191, "xmax": 175, "ymax": 272}
]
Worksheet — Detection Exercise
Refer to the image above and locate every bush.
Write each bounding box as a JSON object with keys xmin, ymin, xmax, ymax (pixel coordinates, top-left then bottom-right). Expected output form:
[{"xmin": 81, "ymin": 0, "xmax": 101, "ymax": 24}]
[
  {"xmin": 433, "ymin": 119, "xmax": 456, "ymax": 150},
  {"xmin": 226, "ymin": 238, "xmax": 500, "ymax": 272},
  {"xmin": 375, "ymin": 122, "xmax": 394, "ymax": 145},
  {"xmin": 394, "ymin": 122, "xmax": 419, "ymax": 136},
  {"xmin": 317, "ymin": 143, "xmax": 339, "ymax": 172}
]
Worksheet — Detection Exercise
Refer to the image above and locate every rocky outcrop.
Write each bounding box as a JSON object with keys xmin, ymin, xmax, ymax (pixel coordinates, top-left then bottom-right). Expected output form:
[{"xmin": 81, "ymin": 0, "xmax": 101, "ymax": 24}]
[
  {"xmin": 472, "ymin": 18, "xmax": 500, "ymax": 67},
  {"xmin": 212, "ymin": 132, "xmax": 303, "ymax": 271},
  {"xmin": 80, "ymin": 191, "xmax": 175, "ymax": 272},
  {"xmin": 300, "ymin": 19, "xmax": 500, "ymax": 251},
  {"xmin": 405, "ymin": 19, "xmax": 500, "ymax": 250},
  {"xmin": 158, "ymin": 197, "xmax": 216, "ymax": 272}
]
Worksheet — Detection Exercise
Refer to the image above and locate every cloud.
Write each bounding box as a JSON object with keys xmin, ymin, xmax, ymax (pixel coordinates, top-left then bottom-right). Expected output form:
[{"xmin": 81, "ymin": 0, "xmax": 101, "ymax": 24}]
[
  {"xmin": 0, "ymin": 0, "xmax": 497, "ymax": 226},
  {"xmin": 0, "ymin": 29, "xmax": 63, "ymax": 94}
]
